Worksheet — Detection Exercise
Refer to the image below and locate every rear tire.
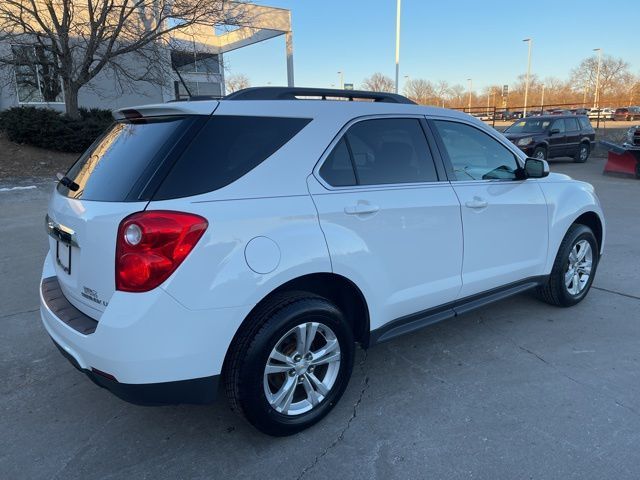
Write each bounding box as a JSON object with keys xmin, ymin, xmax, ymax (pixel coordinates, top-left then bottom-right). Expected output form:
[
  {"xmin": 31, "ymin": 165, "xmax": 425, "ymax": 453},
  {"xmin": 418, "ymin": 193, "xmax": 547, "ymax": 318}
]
[
  {"xmin": 574, "ymin": 142, "xmax": 590, "ymax": 163},
  {"xmin": 224, "ymin": 292, "xmax": 354, "ymax": 436},
  {"xmin": 537, "ymin": 224, "xmax": 599, "ymax": 307},
  {"xmin": 533, "ymin": 146, "xmax": 547, "ymax": 160}
]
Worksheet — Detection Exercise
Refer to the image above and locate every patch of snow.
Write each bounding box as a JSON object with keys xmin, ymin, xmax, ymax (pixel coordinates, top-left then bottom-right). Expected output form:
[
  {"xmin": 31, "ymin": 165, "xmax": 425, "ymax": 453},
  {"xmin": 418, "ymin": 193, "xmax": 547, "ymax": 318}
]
[{"xmin": 0, "ymin": 185, "xmax": 37, "ymax": 192}]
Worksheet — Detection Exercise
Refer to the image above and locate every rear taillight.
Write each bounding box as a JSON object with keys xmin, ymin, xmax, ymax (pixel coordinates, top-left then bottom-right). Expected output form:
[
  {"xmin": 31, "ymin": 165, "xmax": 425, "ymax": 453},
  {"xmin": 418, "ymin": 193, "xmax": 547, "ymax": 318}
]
[{"xmin": 116, "ymin": 211, "xmax": 208, "ymax": 292}]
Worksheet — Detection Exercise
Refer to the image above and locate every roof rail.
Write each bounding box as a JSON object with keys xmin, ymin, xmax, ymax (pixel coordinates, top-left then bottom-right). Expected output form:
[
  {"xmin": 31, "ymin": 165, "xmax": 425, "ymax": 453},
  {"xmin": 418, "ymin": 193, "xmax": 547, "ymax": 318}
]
[
  {"xmin": 166, "ymin": 95, "xmax": 222, "ymax": 103},
  {"xmin": 224, "ymin": 87, "xmax": 416, "ymax": 105}
]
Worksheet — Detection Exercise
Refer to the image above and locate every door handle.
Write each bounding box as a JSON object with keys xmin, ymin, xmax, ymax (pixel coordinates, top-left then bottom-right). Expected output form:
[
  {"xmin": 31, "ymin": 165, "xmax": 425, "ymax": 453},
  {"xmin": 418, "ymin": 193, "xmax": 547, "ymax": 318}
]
[
  {"xmin": 344, "ymin": 203, "xmax": 380, "ymax": 215},
  {"xmin": 464, "ymin": 197, "xmax": 488, "ymax": 209}
]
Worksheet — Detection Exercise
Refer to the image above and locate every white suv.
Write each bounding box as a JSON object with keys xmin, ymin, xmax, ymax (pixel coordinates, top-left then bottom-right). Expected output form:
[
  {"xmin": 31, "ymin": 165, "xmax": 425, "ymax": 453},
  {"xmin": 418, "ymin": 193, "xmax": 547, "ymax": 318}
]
[{"xmin": 40, "ymin": 87, "xmax": 605, "ymax": 436}]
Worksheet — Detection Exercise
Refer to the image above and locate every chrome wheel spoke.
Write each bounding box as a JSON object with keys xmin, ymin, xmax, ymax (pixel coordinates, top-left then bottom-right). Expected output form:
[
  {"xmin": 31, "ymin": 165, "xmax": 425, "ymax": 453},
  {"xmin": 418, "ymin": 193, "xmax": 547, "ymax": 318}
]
[
  {"xmin": 271, "ymin": 376, "xmax": 297, "ymax": 413},
  {"xmin": 269, "ymin": 350, "xmax": 294, "ymax": 366},
  {"xmin": 576, "ymin": 243, "xmax": 588, "ymax": 261},
  {"xmin": 306, "ymin": 372, "xmax": 330, "ymax": 396},
  {"xmin": 265, "ymin": 363, "xmax": 293, "ymax": 375},
  {"xmin": 572, "ymin": 273, "xmax": 580, "ymax": 294},
  {"xmin": 295, "ymin": 324, "xmax": 307, "ymax": 355},
  {"xmin": 310, "ymin": 338, "xmax": 340, "ymax": 365},
  {"xmin": 304, "ymin": 322, "xmax": 319, "ymax": 354},
  {"xmin": 564, "ymin": 269, "xmax": 574, "ymax": 287},
  {"xmin": 301, "ymin": 375, "xmax": 321, "ymax": 406}
]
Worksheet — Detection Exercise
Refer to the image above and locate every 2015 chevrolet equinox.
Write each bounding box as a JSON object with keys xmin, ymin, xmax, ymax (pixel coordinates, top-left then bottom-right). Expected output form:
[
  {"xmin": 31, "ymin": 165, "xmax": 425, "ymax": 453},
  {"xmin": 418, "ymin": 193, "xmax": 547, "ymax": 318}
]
[{"xmin": 40, "ymin": 88, "xmax": 605, "ymax": 436}]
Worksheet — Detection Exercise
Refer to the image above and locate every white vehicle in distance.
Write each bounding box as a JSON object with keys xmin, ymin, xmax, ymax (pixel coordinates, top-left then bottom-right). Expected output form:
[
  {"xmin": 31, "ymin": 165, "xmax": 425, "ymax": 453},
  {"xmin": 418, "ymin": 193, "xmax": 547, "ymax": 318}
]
[
  {"xmin": 588, "ymin": 108, "xmax": 614, "ymax": 120},
  {"xmin": 41, "ymin": 87, "xmax": 605, "ymax": 436}
]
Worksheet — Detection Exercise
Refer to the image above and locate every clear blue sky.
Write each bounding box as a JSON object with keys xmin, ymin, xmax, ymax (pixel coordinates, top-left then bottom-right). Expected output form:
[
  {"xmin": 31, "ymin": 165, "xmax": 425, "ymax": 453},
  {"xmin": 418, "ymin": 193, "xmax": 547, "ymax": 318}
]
[{"xmin": 224, "ymin": 0, "xmax": 638, "ymax": 93}]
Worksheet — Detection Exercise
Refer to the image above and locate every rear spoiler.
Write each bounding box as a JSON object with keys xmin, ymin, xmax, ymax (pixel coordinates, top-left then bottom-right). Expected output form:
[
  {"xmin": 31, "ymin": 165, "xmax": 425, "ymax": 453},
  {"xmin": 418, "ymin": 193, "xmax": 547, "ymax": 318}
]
[{"xmin": 112, "ymin": 101, "xmax": 218, "ymax": 120}]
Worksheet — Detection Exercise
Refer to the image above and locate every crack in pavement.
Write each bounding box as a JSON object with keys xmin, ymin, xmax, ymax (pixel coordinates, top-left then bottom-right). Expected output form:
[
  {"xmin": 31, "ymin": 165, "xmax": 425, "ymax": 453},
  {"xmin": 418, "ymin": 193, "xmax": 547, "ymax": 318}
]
[
  {"xmin": 592, "ymin": 286, "xmax": 640, "ymax": 301},
  {"xmin": 485, "ymin": 323, "xmax": 640, "ymax": 421},
  {"xmin": 0, "ymin": 307, "xmax": 39, "ymax": 320},
  {"xmin": 296, "ymin": 349, "xmax": 369, "ymax": 480}
]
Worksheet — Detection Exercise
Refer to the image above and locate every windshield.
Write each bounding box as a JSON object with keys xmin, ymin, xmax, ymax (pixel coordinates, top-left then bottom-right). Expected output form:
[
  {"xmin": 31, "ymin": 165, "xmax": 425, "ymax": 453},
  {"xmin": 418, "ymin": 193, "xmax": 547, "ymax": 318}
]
[{"xmin": 505, "ymin": 119, "xmax": 551, "ymax": 134}]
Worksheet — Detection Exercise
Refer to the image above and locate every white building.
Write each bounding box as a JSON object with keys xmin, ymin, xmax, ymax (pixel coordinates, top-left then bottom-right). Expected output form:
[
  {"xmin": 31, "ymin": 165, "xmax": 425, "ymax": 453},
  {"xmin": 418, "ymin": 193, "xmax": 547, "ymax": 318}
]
[{"xmin": 0, "ymin": 3, "xmax": 293, "ymax": 112}]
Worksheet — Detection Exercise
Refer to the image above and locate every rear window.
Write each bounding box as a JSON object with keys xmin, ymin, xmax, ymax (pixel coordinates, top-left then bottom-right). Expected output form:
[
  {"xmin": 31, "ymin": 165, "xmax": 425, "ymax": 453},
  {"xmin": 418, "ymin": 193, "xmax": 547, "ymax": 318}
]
[
  {"xmin": 58, "ymin": 116, "xmax": 193, "ymax": 201},
  {"xmin": 153, "ymin": 115, "xmax": 311, "ymax": 199}
]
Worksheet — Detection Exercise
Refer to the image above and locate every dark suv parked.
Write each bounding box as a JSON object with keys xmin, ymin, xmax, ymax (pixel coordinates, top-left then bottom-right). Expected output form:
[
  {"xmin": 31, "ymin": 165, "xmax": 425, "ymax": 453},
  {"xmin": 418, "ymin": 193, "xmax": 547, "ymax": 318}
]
[{"xmin": 503, "ymin": 115, "xmax": 595, "ymax": 162}]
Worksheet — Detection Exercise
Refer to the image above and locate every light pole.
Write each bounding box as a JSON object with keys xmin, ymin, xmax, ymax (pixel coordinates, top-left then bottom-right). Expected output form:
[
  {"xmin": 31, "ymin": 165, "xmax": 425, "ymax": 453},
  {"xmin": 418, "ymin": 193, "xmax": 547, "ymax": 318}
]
[
  {"xmin": 467, "ymin": 78, "xmax": 472, "ymax": 113},
  {"xmin": 404, "ymin": 74, "xmax": 410, "ymax": 95},
  {"xmin": 337, "ymin": 71, "xmax": 343, "ymax": 89},
  {"xmin": 593, "ymin": 48, "xmax": 602, "ymax": 109},
  {"xmin": 486, "ymin": 90, "xmax": 490, "ymax": 115},
  {"xmin": 540, "ymin": 83, "xmax": 545, "ymax": 113},
  {"xmin": 523, "ymin": 38, "xmax": 532, "ymax": 117},
  {"xmin": 395, "ymin": 0, "xmax": 401, "ymax": 94}
]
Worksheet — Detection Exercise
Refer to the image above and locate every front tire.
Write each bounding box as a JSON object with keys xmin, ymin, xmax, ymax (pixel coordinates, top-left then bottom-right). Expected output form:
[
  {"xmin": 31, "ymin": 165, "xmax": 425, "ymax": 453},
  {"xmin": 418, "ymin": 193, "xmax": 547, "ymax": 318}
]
[
  {"xmin": 574, "ymin": 142, "xmax": 590, "ymax": 163},
  {"xmin": 224, "ymin": 293, "xmax": 354, "ymax": 436},
  {"xmin": 533, "ymin": 146, "xmax": 547, "ymax": 160},
  {"xmin": 537, "ymin": 224, "xmax": 599, "ymax": 307}
]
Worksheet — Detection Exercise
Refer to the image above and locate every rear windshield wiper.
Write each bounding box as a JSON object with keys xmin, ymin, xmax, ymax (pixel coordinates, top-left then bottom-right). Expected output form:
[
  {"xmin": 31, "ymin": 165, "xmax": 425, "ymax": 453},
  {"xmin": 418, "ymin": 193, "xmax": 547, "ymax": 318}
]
[{"xmin": 56, "ymin": 172, "xmax": 80, "ymax": 191}]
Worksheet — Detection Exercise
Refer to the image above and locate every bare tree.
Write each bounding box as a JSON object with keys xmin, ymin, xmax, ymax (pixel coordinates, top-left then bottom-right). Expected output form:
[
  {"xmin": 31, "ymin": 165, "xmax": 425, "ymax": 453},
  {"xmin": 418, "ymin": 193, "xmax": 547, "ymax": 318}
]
[
  {"xmin": 628, "ymin": 75, "xmax": 640, "ymax": 106},
  {"xmin": 449, "ymin": 84, "xmax": 465, "ymax": 108},
  {"xmin": 0, "ymin": 0, "xmax": 249, "ymax": 118},
  {"xmin": 435, "ymin": 80, "xmax": 450, "ymax": 107},
  {"xmin": 361, "ymin": 72, "xmax": 395, "ymax": 93},
  {"xmin": 570, "ymin": 54, "xmax": 630, "ymax": 105},
  {"xmin": 225, "ymin": 73, "xmax": 250, "ymax": 93},
  {"xmin": 403, "ymin": 78, "xmax": 435, "ymax": 105}
]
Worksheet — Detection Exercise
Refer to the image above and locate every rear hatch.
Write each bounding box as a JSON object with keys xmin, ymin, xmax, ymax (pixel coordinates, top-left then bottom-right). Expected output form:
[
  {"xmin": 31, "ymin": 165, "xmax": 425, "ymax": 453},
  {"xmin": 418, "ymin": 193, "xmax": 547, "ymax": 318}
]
[{"xmin": 46, "ymin": 111, "xmax": 209, "ymax": 318}]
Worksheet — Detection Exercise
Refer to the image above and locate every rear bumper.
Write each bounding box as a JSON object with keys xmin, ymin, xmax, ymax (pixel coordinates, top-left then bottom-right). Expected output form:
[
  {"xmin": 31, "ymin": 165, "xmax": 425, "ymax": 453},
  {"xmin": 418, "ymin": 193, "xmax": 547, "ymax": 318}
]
[
  {"xmin": 40, "ymin": 252, "xmax": 249, "ymax": 403},
  {"xmin": 50, "ymin": 336, "xmax": 219, "ymax": 405}
]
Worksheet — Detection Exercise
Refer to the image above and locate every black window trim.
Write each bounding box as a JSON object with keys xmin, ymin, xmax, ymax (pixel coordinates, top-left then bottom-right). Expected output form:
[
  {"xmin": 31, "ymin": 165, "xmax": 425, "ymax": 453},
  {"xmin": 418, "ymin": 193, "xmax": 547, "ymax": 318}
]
[
  {"xmin": 426, "ymin": 117, "xmax": 527, "ymax": 184},
  {"xmin": 313, "ymin": 114, "xmax": 448, "ymax": 191}
]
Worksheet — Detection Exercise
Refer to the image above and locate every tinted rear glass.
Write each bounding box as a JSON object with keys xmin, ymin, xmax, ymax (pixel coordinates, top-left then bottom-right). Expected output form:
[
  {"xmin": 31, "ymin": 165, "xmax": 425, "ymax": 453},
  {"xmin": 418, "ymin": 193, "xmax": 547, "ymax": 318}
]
[
  {"xmin": 57, "ymin": 117, "xmax": 192, "ymax": 201},
  {"xmin": 153, "ymin": 115, "xmax": 311, "ymax": 199}
]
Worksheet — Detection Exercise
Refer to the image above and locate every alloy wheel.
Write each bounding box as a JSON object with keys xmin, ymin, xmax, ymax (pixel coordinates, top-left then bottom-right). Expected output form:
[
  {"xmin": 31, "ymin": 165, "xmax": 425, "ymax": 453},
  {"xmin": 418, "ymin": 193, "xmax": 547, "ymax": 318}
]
[
  {"xmin": 263, "ymin": 322, "xmax": 341, "ymax": 416},
  {"xmin": 565, "ymin": 239, "xmax": 593, "ymax": 295},
  {"xmin": 579, "ymin": 145, "xmax": 588, "ymax": 161}
]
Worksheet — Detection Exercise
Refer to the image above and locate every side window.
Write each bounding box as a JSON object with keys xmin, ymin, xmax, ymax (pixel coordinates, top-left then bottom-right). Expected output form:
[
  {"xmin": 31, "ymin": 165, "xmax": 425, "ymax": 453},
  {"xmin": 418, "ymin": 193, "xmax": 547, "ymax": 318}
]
[
  {"xmin": 551, "ymin": 119, "xmax": 566, "ymax": 133},
  {"xmin": 578, "ymin": 117, "xmax": 592, "ymax": 130},
  {"xmin": 432, "ymin": 120, "xmax": 520, "ymax": 181},
  {"xmin": 346, "ymin": 118, "xmax": 438, "ymax": 185},
  {"xmin": 154, "ymin": 116, "xmax": 311, "ymax": 199},
  {"xmin": 565, "ymin": 118, "xmax": 579, "ymax": 131},
  {"xmin": 319, "ymin": 118, "xmax": 439, "ymax": 186},
  {"xmin": 319, "ymin": 137, "xmax": 357, "ymax": 187}
]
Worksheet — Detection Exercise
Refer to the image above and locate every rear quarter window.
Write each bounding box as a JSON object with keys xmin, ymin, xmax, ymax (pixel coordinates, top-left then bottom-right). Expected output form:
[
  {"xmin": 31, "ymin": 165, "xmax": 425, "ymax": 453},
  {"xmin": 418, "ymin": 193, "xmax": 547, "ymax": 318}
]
[
  {"xmin": 57, "ymin": 116, "xmax": 194, "ymax": 201},
  {"xmin": 153, "ymin": 115, "xmax": 311, "ymax": 199},
  {"xmin": 564, "ymin": 118, "xmax": 579, "ymax": 131},
  {"xmin": 578, "ymin": 117, "xmax": 592, "ymax": 130}
]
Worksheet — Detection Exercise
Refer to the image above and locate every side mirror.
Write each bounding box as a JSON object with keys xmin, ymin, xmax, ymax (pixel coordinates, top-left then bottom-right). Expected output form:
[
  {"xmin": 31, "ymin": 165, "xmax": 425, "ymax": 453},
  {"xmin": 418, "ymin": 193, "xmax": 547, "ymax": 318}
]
[
  {"xmin": 524, "ymin": 158, "xmax": 549, "ymax": 178},
  {"xmin": 549, "ymin": 128, "xmax": 560, "ymax": 135}
]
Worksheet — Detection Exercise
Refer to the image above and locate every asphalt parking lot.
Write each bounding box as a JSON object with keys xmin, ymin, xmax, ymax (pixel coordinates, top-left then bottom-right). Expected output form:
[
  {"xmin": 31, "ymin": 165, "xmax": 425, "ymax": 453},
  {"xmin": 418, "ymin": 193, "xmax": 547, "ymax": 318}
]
[{"xmin": 1, "ymin": 156, "xmax": 640, "ymax": 480}]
